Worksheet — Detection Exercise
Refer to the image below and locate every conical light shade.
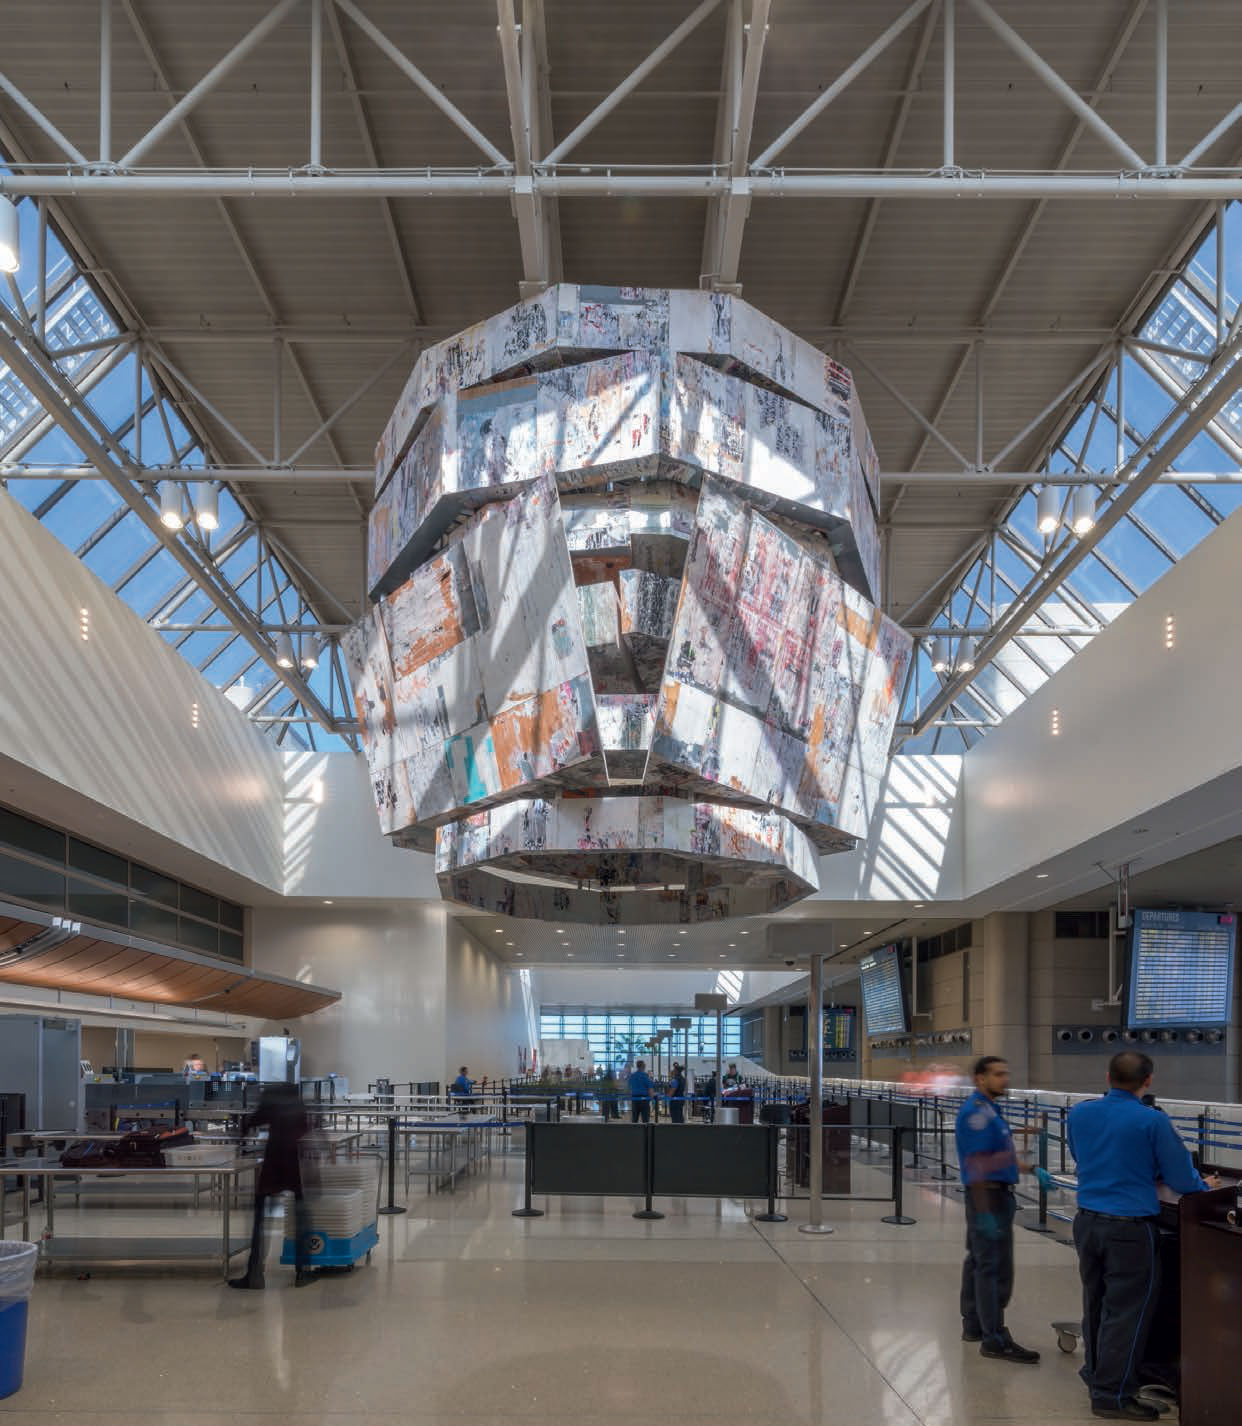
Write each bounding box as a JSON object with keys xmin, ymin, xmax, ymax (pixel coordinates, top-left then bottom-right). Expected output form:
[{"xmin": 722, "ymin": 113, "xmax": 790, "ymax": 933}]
[
  {"xmin": 194, "ymin": 481, "xmax": 219, "ymax": 531},
  {"xmin": 275, "ymin": 632, "xmax": 296, "ymax": 669},
  {"xmin": 0, "ymin": 196, "xmax": 19, "ymax": 274},
  {"xmin": 931, "ymin": 637, "xmax": 950, "ymax": 673},
  {"xmin": 158, "ymin": 481, "xmax": 183, "ymax": 530},
  {"xmin": 300, "ymin": 638, "xmax": 320, "ymax": 670},
  {"xmin": 1036, "ymin": 484, "xmax": 1059, "ymax": 535},
  {"xmin": 1070, "ymin": 486, "xmax": 1096, "ymax": 536},
  {"xmin": 957, "ymin": 637, "xmax": 977, "ymax": 672}
]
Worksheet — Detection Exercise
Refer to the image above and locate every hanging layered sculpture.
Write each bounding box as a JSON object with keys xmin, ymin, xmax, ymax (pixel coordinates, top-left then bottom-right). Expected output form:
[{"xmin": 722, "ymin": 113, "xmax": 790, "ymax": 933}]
[{"xmin": 344, "ymin": 286, "xmax": 912, "ymax": 925}]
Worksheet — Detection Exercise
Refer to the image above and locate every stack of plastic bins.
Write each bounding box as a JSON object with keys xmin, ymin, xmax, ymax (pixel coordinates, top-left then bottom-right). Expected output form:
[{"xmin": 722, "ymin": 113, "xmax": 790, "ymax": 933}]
[{"xmin": 281, "ymin": 1156, "xmax": 380, "ymax": 1270}]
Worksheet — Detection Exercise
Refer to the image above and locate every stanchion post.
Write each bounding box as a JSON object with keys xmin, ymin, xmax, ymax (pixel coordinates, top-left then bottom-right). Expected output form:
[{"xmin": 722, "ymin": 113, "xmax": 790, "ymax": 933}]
[
  {"xmin": 754, "ymin": 1122, "xmax": 788, "ymax": 1223},
  {"xmin": 1025, "ymin": 1111, "xmax": 1054, "ymax": 1235},
  {"xmin": 882, "ymin": 1125, "xmax": 916, "ymax": 1225},
  {"xmin": 377, "ymin": 1114, "xmax": 407, "ymax": 1216},
  {"xmin": 512, "ymin": 1121, "xmax": 544, "ymax": 1217},
  {"xmin": 633, "ymin": 1122, "xmax": 664, "ymax": 1219},
  {"xmin": 799, "ymin": 949, "xmax": 834, "ymax": 1235}
]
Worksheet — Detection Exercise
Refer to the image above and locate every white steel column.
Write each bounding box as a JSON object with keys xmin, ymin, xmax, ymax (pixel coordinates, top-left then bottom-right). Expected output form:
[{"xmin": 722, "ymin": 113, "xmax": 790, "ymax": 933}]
[
  {"xmin": 1154, "ymin": 0, "xmax": 1168, "ymax": 168},
  {"xmin": 799, "ymin": 951, "xmax": 834, "ymax": 1235},
  {"xmin": 942, "ymin": 0, "xmax": 955, "ymax": 170},
  {"xmin": 99, "ymin": 0, "xmax": 113, "ymax": 165},
  {"xmin": 309, "ymin": 0, "xmax": 323, "ymax": 168}
]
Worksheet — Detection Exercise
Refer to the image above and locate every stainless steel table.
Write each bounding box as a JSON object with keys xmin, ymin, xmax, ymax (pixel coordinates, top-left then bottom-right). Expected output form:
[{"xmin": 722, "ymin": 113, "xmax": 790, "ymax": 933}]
[{"xmin": 0, "ymin": 1156, "xmax": 257, "ymax": 1275}]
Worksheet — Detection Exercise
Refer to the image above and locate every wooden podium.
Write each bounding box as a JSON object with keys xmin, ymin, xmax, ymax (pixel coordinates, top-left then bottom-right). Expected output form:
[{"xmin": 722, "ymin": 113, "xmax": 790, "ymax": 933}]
[{"xmin": 1178, "ymin": 1185, "xmax": 1242, "ymax": 1426}]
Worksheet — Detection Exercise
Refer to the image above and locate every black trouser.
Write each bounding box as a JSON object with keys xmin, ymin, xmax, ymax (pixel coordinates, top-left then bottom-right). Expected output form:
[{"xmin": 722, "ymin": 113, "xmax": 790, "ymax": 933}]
[
  {"xmin": 669, "ymin": 1099, "xmax": 685, "ymax": 1124},
  {"xmin": 961, "ymin": 1184, "xmax": 1016, "ymax": 1348},
  {"xmin": 243, "ymin": 1188, "xmax": 311, "ymax": 1280},
  {"xmin": 1073, "ymin": 1209, "xmax": 1161, "ymax": 1409},
  {"xmin": 630, "ymin": 1099, "xmax": 650, "ymax": 1124}
]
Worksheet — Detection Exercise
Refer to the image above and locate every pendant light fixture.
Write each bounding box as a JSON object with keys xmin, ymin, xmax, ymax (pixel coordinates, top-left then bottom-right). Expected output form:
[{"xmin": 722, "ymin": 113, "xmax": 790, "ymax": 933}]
[
  {"xmin": 158, "ymin": 481, "xmax": 183, "ymax": 530},
  {"xmin": 930, "ymin": 637, "xmax": 950, "ymax": 673},
  {"xmin": 275, "ymin": 632, "xmax": 296, "ymax": 669},
  {"xmin": 957, "ymin": 637, "xmax": 977, "ymax": 672},
  {"xmin": 194, "ymin": 481, "xmax": 219, "ymax": 531},
  {"xmin": 1070, "ymin": 486, "xmax": 1096, "ymax": 536},
  {"xmin": 0, "ymin": 196, "xmax": 19, "ymax": 273},
  {"xmin": 300, "ymin": 638, "xmax": 320, "ymax": 671},
  {"xmin": 1036, "ymin": 484, "xmax": 1059, "ymax": 535}
]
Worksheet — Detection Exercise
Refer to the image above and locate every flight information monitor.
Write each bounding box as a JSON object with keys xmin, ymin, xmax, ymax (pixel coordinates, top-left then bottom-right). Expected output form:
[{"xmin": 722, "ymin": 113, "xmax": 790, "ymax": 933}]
[
  {"xmin": 1126, "ymin": 909, "xmax": 1236, "ymax": 1028},
  {"xmin": 859, "ymin": 945, "xmax": 908, "ymax": 1037},
  {"xmin": 824, "ymin": 1007, "xmax": 855, "ymax": 1055}
]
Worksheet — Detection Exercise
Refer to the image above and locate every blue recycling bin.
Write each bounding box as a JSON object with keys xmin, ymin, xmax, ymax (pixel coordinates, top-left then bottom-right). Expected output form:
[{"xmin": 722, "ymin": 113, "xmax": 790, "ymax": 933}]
[{"xmin": 0, "ymin": 1242, "xmax": 37, "ymax": 1399}]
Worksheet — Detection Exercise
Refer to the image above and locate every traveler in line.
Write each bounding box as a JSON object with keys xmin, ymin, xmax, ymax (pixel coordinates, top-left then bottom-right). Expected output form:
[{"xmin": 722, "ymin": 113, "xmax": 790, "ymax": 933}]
[
  {"xmin": 954, "ymin": 1055, "xmax": 1040, "ymax": 1365},
  {"xmin": 229, "ymin": 1084, "xmax": 317, "ymax": 1290},
  {"xmin": 722, "ymin": 1063, "xmax": 742, "ymax": 1089},
  {"xmin": 628, "ymin": 1059, "xmax": 652, "ymax": 1123},
  {"xmin": 668, "ymin": 1062, "xmax": 687, "ymax": 1123},
  {"xmin": 1067, "ymin": 1050, "xmax": 1217, "ymax": 1421}
]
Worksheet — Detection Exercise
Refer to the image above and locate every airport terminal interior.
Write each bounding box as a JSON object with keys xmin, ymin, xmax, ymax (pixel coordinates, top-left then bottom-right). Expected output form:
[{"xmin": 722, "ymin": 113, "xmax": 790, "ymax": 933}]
[{"xmin": 2, "ymin": 3, "xmax": 1242, "ymax": 1423}]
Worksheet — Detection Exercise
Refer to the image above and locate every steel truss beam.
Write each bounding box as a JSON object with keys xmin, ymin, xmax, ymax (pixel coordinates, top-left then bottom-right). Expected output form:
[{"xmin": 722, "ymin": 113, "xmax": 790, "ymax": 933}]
[{"xmin": 5, "ymin": 174, "xmax": 1242, "ymax": 200}]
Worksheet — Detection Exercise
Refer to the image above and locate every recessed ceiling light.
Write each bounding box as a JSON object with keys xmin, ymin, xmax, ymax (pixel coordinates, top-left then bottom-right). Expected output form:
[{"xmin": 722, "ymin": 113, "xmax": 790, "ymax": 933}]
[
  {"xmin": 728, "ymin": 942, "xmax": 736, "ymax": 947},
  {"xmin": 617, "ymin": 953, "xmax": 625, "ymax": 958},
  {"xmin": 567, "ymin": 952, "xmax": 574, "ymax": 957},
  {"xmin": 739, "ymin": 930, "xmax": 749, "ymax": 935},
  {"xmin": 719, "ymin": 953, "xmax": 727, "ymax": 958},
  {"xmin": 1036, "ymin": 872, "xmax": 1049, "ymax": 879},
  {"xmin": 840, "ymin": 943, "xmax": 848, "ymax": 948},
  {"xmin": 494, "ymin": 928, "xmax": 503, "ymax": 934},
  {"xmin": 323, "ymin": 899, "xmax": 333, "ymax": 905},
  {"xmin": 506, "ymin": 941, "xmax": 515, "ymax": 947},
  {"xmin": 913, "ymin": 903, "xmax": 925, "ymax": 909},
  {"xmin": 516, "ymin": 953, "xmax": 524, "ymax": 958},
  {"xmin": 863, "ymin": 930, "xmax": 872, "ymax": 935},
  {"xmin": 617, "ymin": 930, "xmax": 625, "ymax": 936},
  {"xmin": 667, "ymin": 953, "xmax": 676, "ymax": 958}
]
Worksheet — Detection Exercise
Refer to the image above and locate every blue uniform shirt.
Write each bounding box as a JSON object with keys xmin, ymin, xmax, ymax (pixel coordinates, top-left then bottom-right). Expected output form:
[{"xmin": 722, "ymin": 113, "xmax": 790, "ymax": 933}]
[
  {"xmin": 451, "ymin": 1074, "xmax": 472, "ymax": 1096},
  {"xmin": 629, "ymin": 1070, "xmax": 652, "ymax": 1100},
  {"xmin": 955, "ymin": 1089, "xmax": 1019, "ymax": 1186},
  {"xmin": 1067, "ymin": 1088, "xmax": 1207, "ymax": 1217}
]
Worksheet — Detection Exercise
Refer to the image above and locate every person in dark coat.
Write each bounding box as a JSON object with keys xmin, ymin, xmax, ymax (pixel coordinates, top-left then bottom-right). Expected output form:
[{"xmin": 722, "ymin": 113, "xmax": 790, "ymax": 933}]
[
  {"xmin": 229, "ymin": 1085, "xmax": 316, "ymax": 1289},
  {"xmin": 668, "ymin": 1062, "xmax": 687, "ymax": 1123}
]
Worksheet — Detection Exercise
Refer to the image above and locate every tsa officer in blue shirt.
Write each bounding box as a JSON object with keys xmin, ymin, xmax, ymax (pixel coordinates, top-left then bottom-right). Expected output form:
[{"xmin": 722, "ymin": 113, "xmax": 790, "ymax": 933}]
[
  {"xmin": 628, "ymin": 1060, "xmax": 652, "ymax": 1123},
  {"xmin": 955, "ymin": 1055, "xmax": 1041, "ymax": 1364},
  {"xmin": 1067, "ymin": 1051, "xmax": 1216, "ymax": 1421}
]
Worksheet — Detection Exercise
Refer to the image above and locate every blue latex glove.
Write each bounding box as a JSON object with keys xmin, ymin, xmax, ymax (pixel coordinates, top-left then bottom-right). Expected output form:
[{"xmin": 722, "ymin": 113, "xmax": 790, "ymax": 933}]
[
  {"xmin": 1033, "ymin": 1166, "xmax": 1056, "ymax": 1193},
  {"xmin": 975, "ymin": 1211, "xmax": 1004, "ymax": 1241}
]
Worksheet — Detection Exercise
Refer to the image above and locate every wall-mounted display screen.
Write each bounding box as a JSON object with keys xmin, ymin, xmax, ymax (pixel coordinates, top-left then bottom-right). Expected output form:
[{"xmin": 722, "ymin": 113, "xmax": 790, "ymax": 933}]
[
  {"xmin": 1126, "ymin": 909, "xmax": 1236, "ymax": 1028},
  {"xmin": 860, "ymin": 945, "xmax": 908, "ymax": 1037},
  {"xmin": 824, "ymin": 1007, "xmax": 855, "ymax": 1054}
]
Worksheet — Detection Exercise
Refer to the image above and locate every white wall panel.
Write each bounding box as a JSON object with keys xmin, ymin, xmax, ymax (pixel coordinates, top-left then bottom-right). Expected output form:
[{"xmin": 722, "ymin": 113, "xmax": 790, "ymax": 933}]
[
  {"xmin": 963, "ymin": 511, "xmax": 1242, "ymax": 896},
  {"xmin": 282, "ymin": 751, "xmax": 438, "ymax": 899},
  {"xmin": 250, "ymin": 903, "xmax": 449, "ymax": 1086},
  {"xmin": 443, "ymin": 920, "xmax": 532, "ymax": 1082},
  {"xmin": 0, "ymin": 490, "xmax": 284, "ymax": 890}
]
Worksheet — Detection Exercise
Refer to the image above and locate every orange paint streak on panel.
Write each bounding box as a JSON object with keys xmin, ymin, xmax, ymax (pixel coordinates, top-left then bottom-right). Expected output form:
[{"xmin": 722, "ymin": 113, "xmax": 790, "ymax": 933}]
[{"xmin": 388, "ymin": 559, "xmax": 469, "ymax": 679}]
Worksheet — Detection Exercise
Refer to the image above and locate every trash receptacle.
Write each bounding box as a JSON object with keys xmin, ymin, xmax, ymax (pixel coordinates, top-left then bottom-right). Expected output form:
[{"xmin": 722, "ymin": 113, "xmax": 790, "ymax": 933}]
[
  {"xmin": 0, "ymin": 1241, "xmax": 37, "ymax": 1399},
  {"xmin": 716, "ymin": 1106, "xmax": 740, "ymax": 1126}
]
